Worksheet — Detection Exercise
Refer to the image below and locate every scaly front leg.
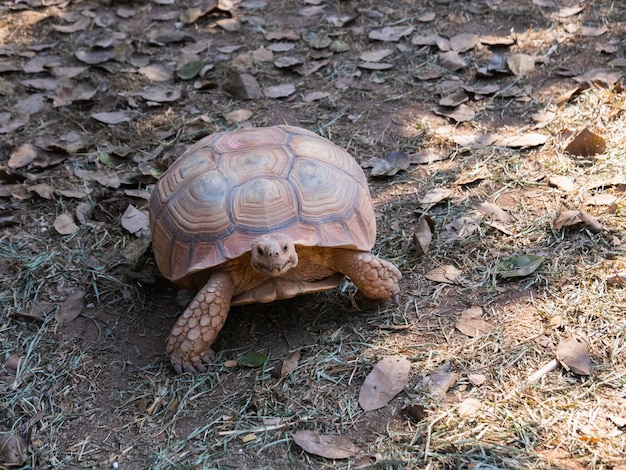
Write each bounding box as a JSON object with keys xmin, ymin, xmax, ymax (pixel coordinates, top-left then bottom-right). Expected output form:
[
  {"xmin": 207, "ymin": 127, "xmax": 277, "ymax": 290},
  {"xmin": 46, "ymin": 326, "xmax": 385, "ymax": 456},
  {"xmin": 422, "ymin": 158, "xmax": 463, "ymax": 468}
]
[
  {"xmin": 332, "ymin": 250, "xmax": 401, "ymax": 301},
  {"xmin": 166, "ymin": 271, "xmax": 236, "ymax": 374}
]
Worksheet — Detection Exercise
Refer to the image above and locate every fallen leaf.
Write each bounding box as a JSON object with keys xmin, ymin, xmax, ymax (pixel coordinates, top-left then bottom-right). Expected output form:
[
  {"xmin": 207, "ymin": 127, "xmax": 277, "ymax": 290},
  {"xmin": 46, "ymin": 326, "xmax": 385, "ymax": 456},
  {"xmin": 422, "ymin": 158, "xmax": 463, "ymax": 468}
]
[
  {"xmin": 455, "ymin": 307, "xmax": 494, "ymax": 338},
  {"xmin": 138, "ymin": 88, "xmax": 181, "ymax": 103},
  {"xmin": 271, "ymin": 350, "xmax": 301, "ymax": 378},
  {"xmin": 358, "ymin": 356, "xmax": 411, "ymax": 411},
  {"xmin": 239, "ymin": 351, "xmax": 268, "ymax": 368},
  {"xmin": 556, "ymin": 334, "xmax": 590, "ymax": 375},
  {"xmin": 468, "ymin": 374, "xmax": 486, "ymax": 386},
  {"xmin": 496, "ymin": 254, "xmax": 544, "ymax": 278},
  {"xmin": 444, "ymin": 216, "xmax": 479, "ymax": 239},
  {"xmin": 564, "ymin": 127, "xmax": 606, "ymax": 156},
  {"xmin": 224, "ymin": 109, "xmax": 253, "ymax": 123},
  {"xmin": 359, "ymin": 48, "xmax": 394, "ymax": 62},
  {"xmin": 554, "ymin": 210, "xmax": 602, "ymax": 232},
  {"xmin": 458, "ymin": 397, "xmax": 482, "ymax": 417},
  {"xmin": 449, "ymin": 33, "xmax": 479, "ymax": 52},
  {"xmin": 433, "ymin": 103, "xmax": 475, "ymax": 122},
  {"xmin": 262, "ymin": 83, "xmax": 295, "ymax": 98},
  {"xmin": 420, "ymin": 362, "xmax": 459, "ymax": 399},
  {"xmin": 75, "ymin": 49, "xmax": 116, "ymax": 65},
  {"xmin": 55, "ymin": 287, "xmax": 84, "ymax": 323},
  {"xmin": 425, "ymin": 265, "xmax": 462, "ymax": 284},
  {"xmin": 573, "ymin": 68, "xmax": 621, "ymax": 88},
  {"xmin": 139, "ymin": 63, "xmax": 174, "ymax": 82},
  {"xmin": 495, "ymin": 133, "xmax": 547, "ymax": 148},
  {"xmin": 223, "ymin": 73, "xmax": 263, "ymax": 100},
  {"xmin": 292, "ymin": 430, "xmax": 358, "ymax": 459},
  {"xmin": 419, "ymin": 187, "xmax": 453, "ymax": 205},
  {"xmin": 371, "ymin": 150, "xmax": 410, "ymax": 177},
  {"xmin": 8, "ymin": 143, "xmax": 38, "ymax": 169},
  {"xmin": 606, "ymin": 273, "xmax": 626, "ymax": 285},
  {"xmin": 586, "ymin": 194, "xmax": 617, "ymax": 206},
  {"xmin": 302, "ymin": 91, "xmax": 330, "ymax": 102},
  {"xmin": 121, "ymin": 205, "xmax": 150, "ymax": 237},
  {"xmin": 53, "ymin": 213, "xmax": 79, "ymax": 235},
  {"xmin": 413, "ymin": 216, "xmax": 434, "ymax": 256},
  {"xmin": 439, "ymin": 91, "xmax": 468, "ymax": 107},
  {"xmin": 507, "ymin": 54, "xmax": 535, "ymax": 76},
  {"xmin": 548, "ymin": 175, "xmax": 575, "ymax": 192},
  {"xmin": 477, "ymin": 202, "xmax": 510, "ymax": 223},
  {"xmin": 368, "ymin": 25, "xmax": 414, "ymax": 42},
  {"xmin": 439, "ymin": 50, "xmax": 467, "ymax": 71},
  {"xmin": 408, "ymin": 151, "xmax": 448, "ymax": 164},
  {"xmin": 0, "ymin": 431, "xmax": 27, "ymax": 466},
  {"xmin": 91, "ymin": 111, "xmax": 132, "ymax": 124}
]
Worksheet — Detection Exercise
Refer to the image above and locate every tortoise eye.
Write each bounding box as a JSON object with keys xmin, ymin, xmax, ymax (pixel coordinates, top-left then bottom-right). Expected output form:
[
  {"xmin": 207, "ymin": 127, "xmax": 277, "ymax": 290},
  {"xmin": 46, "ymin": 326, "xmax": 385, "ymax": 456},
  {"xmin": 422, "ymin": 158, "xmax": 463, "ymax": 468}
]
[
  {"xmin": 257, "ymin": 247, "xmax": 265, "ymax": 256},
  {"xmin": 283, "ymin": 245, "xmax": 288, "ymax": 252}
]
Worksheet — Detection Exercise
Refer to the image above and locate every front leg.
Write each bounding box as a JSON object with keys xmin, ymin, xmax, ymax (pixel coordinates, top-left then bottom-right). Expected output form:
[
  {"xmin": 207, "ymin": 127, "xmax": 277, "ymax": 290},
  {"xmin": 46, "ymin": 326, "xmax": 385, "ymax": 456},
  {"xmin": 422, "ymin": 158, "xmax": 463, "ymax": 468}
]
[
  {"xmin": 333, "ymin": 250, "xmax": 401, "ymax": 301},
  {"xmin": 166, "ymin": 271, "xmax": 236, "ymax": 374}
]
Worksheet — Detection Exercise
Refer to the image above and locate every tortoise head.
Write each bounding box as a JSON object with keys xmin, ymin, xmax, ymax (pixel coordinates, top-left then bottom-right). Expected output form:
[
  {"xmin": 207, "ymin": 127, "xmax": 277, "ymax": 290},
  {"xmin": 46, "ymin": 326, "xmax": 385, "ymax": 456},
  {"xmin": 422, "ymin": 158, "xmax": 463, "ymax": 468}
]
[{"xmin": 250, "ymin": 233, "xmax": 298, "ymax": 276}]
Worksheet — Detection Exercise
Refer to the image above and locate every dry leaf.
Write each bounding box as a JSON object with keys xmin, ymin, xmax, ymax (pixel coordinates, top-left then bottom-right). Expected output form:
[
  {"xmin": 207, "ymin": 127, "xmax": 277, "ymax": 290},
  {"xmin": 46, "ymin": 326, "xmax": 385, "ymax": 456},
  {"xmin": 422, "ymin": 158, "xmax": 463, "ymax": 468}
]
[
  {"xmin": 53, "ymin": 213, "xmax": 79, "ymax": 235},
  {"xmin": 223, "ymin": 73, "xmax": 263, "ymax": 100},
  {"xmin": 358, "ymin": 356, "xmax": 411, "ymax": 411},
  {"xmin": 554, "ymin": 210, "xmax": 602, "ymax": 232},
  {"xmin": 413, "ymin": 216, "xmax": 434, "ymax": 256},
  {"xmin": 477, "ymin": 202, "xmax": 510, "ymax": 223},
  {"xmin": 420, "ymin": 362, "xmax": 459, "ymax": 399},
  {"xmin": 302, "ymin": 91, "xmax": 330, "ymax": 102},
  {"xmin": 468, "ymin": 374, "xmax": 486, "ymax": 386},
  {"xmin": 419, "ymin": 188, "xmax": 453, "ymax": 205},
  {"xmin": 8, "ymin": 143, "xmax": 38, "ymax": 169},
  {"xmin": 495, "ymin": 133, "xmax": 547, "ymax": 148},
  {"xmin": 263, "ymin": 83, "xmax": 295, "ymax": 98},
  {"xmin": 548, "ymin": 175, "xmax": 575, "ymax": 192},
  {"xmin": 425, "ymin": 265, "xmax": 462, "ymax": 284},
  {"xmin": 573, "ymin": 68, "xmax": 621, "ymax": 89},
  {"xmin": 556, "ymin": 334, "xmax": 590, "ymax": 376},
  {"xmin": 606, "ymin": 273, "xmax": 626, "ymax": 285},
  {"xmin": 455, "ymin": 307, "xmax": 494, "ymax": 338},
  {"xmin": 224, "ymin": 109, "xmax": 253, "ymax": 123},
  {"xmin": 272, "ymin": 350, "xmax": 301, "ymax": 378},
  {"xmin": 444, "ymin": 216, "xmax": 479, "ymax": 240},
  {"xmin": 359, "ymin": 48, "xmax": 394, "ymax": 62},
  {"xmin": 458, "ymin": 397, "xmax": 482, "ymax": 417},
  {"xmin": 439, "ymin": 91, "xmax": 468, "ymax": 107},
  {"xmin": 91, "ymin": 111, "xmax": 132, "ymax": 124},
  {"xmin": 586, "ymin": 194, "xmax": 617, "ymax": 206},
  {"xmin": 449, "ymin": 33, "xmax": 478, "ymax": 52},
  {"xmin": 371, "ymin": 150, "xmax": 410, "ymax": 177},
  {"xmin": 507, "ymin": 54, "xmax": 535, "ymax": 76},
  {"xmin": 292, "ymin": 430, "xmax": 358, "ymax": 459},
  {"xmin": 439, "ymin": 50, "xmax": 467, "ymax": 71},
  {"xmin": 121, "ymin": 205, "xmax": 150, "ymax": 237},
  {"xmin": 433, "ymin": 103, "xmax": 475, "ymax": 122},
  {"xmin": 368, "ymin": 25, "xmax": 414, "ymax": 42},
  {"xmin": 55, "ymin": 287, "xmax": 84, "ymax": 324},
  {"xmin": 0, "ymin": 432, "xmax": 27, "ymax": 466},
  {"xmin": 564, "ymin": 127, "xmax": 606, "ymax": 156},
  {"xmin": 138, "ymin": 88, "xmax": 181, "ymax": 103}
]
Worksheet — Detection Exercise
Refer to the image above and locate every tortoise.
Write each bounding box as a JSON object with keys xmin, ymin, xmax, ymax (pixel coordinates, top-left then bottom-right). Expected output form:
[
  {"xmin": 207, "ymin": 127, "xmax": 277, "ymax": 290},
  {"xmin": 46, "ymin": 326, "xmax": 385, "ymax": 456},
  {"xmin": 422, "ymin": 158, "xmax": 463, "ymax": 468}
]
[{"xmin": 150, "ymin": 125, "xmax": 402, "ymax": 374}]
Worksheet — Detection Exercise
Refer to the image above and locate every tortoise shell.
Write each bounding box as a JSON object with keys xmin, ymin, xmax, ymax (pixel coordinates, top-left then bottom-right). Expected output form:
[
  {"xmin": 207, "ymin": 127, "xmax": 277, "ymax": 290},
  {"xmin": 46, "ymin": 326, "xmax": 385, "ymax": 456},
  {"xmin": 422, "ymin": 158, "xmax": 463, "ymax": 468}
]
[{"xmin": 150, "ymin": 125, "xmax": 376, "ymax": 284}]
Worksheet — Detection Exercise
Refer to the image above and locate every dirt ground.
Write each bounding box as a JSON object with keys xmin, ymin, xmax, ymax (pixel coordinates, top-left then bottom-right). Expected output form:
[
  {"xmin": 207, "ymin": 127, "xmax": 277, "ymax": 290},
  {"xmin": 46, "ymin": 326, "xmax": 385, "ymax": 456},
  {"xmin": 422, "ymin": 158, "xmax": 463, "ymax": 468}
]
[{"xmin": 1, "ymin": 0, "xmax": 625, "ymax": 469}]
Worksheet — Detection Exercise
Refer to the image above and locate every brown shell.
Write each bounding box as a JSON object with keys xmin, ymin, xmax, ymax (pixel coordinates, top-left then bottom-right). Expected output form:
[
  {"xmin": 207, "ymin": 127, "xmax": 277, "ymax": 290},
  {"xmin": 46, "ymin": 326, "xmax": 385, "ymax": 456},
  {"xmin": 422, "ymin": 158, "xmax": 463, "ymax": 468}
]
[{"xmin": 150, "ymin": 125, "xmax": 376, "ymax": 283}]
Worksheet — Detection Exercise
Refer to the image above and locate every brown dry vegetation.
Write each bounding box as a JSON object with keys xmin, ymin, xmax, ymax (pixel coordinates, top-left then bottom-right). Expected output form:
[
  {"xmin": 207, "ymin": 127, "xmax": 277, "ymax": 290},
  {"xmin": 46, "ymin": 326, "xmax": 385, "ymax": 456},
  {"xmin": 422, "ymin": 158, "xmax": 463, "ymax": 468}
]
[{"xmin": 1, "ymin": 0, "xmax": 625, "ymax": 469}]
